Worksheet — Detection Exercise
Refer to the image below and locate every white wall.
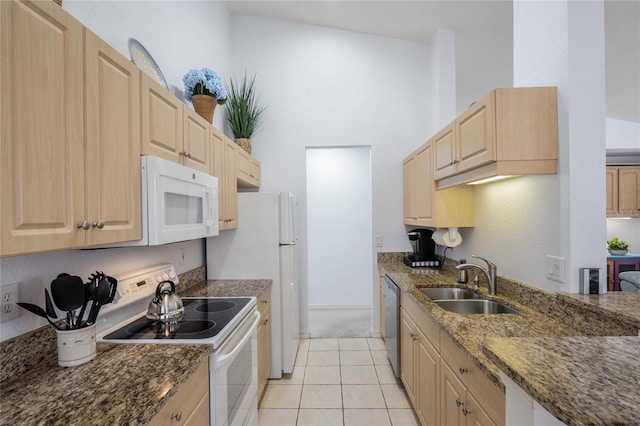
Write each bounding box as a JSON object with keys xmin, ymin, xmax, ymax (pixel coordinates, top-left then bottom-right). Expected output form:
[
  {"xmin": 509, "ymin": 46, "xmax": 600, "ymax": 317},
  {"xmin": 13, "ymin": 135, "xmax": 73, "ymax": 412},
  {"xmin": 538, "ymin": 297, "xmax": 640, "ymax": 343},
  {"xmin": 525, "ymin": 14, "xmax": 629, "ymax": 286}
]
[
  {"xmin": 0, "ymin": 1, "xmax": 233, "ymax": 342},
  {"xmin": 0, "ymin": 241, "xmax": 204, "ymax": 341},
  {"xmin": 606, "ymin": 118, "xmax": 640, "ymax": 150},
  {"xmin": 229, "ymin": 15, "xmax": 431, "ymax": 334},
  {"xmin": 64, "ymin": 0, "xmax": 233, "ymax": 130}
]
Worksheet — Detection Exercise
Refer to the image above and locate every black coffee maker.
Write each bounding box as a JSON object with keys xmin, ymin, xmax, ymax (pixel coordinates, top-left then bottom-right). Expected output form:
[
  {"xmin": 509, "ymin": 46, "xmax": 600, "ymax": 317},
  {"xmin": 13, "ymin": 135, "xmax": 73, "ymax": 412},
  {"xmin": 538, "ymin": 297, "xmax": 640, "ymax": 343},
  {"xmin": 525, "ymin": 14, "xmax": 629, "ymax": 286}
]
[{"xmin": 404, "ymin": 229, "xmax": 441, "ymax": 268}]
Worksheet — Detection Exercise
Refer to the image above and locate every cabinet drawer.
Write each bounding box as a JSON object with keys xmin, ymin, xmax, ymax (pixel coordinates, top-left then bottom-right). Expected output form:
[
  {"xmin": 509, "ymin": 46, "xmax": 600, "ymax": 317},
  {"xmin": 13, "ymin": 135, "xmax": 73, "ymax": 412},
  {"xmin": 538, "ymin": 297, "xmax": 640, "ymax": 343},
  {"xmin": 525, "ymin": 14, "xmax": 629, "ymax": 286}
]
[
  {"xmin": 440, "ymin": 332, "xmax": 505, "ymax": 425},
  {"xmin": 149, "ymin": 360, "xmax": 209, "ymax": 425},
  {"xmin": 257, "ymin": 287, "xmax": 271, "ymax": 316},
  {"xmin": 401, "ymin": 292, "xmax": 440, "ymax": 351}
]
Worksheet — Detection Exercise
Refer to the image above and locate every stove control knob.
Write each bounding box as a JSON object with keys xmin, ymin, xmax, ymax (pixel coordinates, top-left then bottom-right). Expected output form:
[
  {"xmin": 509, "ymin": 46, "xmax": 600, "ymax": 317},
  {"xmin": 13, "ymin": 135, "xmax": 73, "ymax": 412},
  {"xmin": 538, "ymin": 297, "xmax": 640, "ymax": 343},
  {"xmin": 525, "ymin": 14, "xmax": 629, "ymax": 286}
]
[
  {"xmin": 169, "ymin": 270, "xmax": 176, "ymax": 279},
  {"xmin": 156, "ymin": 275, "xmax": 163, "ymax": 283},
  {"xmin": 162, "ymin": 272, "xmax": 170, "ymax": 281}
]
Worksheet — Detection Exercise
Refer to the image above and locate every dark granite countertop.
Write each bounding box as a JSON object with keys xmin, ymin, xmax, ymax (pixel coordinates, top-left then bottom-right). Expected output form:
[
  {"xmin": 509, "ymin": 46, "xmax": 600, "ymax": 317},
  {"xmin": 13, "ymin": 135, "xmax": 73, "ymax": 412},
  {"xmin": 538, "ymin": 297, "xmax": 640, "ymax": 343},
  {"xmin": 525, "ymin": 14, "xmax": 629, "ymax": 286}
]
[
  {"xmin": 0, "ymin": 276, "xmax": 271, "ymax": 425},
  {"xmin": 379, "ymin": 255, "xmax": 640, "ymax": 425},
  {"xmin": 483, "ymin": 336, "xmax": 640, "ymax": 426},
  {"xmin": 379, "ymin": 260, "xmax": 584, "ymax": 392},
  {"xmin": 558, "ymin": 291, "xmax": 640, "ymax": 327}
]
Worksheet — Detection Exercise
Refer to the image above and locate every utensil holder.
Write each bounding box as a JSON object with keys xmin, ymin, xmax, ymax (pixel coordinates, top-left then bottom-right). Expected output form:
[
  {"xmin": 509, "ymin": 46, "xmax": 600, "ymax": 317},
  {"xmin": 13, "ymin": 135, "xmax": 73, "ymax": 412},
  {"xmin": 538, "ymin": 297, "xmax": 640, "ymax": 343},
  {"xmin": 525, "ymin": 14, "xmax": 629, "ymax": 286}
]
[{"xmin": 55, "ymin": 324, "xmax": 96, "ymax": 367}]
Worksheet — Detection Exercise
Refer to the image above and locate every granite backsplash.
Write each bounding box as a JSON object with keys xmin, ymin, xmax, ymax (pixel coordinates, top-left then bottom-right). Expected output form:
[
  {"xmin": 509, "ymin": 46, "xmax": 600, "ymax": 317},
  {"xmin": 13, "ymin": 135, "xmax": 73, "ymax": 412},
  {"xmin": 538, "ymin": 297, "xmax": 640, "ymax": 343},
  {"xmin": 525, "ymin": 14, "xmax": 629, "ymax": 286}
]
[{"xmin": 377, "ymin": 252, "xmax": 639, "ymax": 336}]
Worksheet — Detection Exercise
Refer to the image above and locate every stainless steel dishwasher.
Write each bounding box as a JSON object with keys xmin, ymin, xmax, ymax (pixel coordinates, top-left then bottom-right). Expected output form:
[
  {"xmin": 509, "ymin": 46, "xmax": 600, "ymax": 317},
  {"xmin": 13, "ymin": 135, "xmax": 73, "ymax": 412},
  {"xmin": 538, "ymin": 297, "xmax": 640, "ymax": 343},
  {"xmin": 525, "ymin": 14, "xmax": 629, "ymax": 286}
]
[{"xmin": 384, "ymin": 274, "xmax": 400, "ymax": 377}]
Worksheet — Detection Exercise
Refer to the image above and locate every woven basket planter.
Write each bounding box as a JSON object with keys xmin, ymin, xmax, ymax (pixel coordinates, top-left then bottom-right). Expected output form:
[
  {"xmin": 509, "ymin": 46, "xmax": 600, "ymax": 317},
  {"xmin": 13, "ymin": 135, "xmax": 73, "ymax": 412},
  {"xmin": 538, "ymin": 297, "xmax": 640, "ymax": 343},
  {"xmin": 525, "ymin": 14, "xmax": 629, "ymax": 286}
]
[
  {"xmin": 191, "ymin": 95, "xmax": 216, "ymax": 123},
  {"xmin": 235, "ymin": 138, "xmax": 251, "ymax": 154}
]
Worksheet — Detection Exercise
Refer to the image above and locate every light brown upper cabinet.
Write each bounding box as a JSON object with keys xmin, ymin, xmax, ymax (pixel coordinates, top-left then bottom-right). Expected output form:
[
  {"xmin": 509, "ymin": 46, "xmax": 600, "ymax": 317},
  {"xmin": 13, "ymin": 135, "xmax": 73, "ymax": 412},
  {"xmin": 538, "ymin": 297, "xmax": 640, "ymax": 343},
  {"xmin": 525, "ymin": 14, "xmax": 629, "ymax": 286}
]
[
  {"xmin": 403, "ymin": 141, "xmax": 475, "ymax": 228},
  {"xmin": 607, "ymin": 166, "xmax": 640, "ymax": 217},
  {"xmin": 237, "ymin": 148, "xmax": 261, "ymax": 188},
  {"xmin": 434, "ymin": 87, "xmax": 558, "ymax": 189},
  {"xmin": 84, "ymin": 29, "xmax": 141, "ymax": 247},
  {"xmin": 140, "ymin": 73, "xmax": 211, "ymax": 173},
  {"xmin": 1, "ymin": 1, "xmax": 140, "ymax": 256},
  {"xmin": 211, "ymin": 128, "xmax": 238, "ymax": 230}
]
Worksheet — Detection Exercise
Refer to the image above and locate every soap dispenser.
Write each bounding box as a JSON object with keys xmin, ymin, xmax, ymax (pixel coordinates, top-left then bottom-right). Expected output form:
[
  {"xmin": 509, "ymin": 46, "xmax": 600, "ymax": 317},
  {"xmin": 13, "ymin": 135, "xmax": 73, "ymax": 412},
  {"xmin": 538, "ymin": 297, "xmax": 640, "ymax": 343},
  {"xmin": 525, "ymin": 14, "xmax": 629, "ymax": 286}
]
[{"xmin": 458, "ymin": 259, "xmax": 468, "ymax": 284}]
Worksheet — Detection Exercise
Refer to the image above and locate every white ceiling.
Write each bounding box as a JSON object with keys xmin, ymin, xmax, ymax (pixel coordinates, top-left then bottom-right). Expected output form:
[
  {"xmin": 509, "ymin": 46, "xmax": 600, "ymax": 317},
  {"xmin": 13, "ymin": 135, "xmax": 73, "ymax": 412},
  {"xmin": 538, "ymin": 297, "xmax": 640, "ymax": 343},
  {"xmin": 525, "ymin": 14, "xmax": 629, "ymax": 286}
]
[{"xmin": 226, "ymin": 0, "xmax": 640, "ymax": 122}]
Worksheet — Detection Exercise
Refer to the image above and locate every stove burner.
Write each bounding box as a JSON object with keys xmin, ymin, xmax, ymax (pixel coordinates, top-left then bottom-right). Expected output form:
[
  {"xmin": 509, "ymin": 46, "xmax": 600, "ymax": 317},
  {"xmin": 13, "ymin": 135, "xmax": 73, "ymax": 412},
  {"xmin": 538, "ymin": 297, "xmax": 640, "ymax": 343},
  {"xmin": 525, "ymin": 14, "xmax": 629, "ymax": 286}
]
[
  {"xmin": 195, "ymin": 300, "xmax": 237, "ymax": 313},
  {"xmin": 101, "ymin": 297, "xmax": 253, "ymax": 341}
]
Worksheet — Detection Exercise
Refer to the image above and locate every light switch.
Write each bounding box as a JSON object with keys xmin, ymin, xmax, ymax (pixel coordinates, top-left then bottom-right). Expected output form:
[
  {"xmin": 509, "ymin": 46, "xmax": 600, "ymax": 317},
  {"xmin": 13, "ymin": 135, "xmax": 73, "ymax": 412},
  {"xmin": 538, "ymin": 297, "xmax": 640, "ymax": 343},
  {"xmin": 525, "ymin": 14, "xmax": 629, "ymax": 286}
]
[
  {"xmin": 375, "ymin": 235, "xmax": 383, "ymax": 247},
  {"xmin": 546, "ymin": 255, "xmax": 565, "ymax": 283}
]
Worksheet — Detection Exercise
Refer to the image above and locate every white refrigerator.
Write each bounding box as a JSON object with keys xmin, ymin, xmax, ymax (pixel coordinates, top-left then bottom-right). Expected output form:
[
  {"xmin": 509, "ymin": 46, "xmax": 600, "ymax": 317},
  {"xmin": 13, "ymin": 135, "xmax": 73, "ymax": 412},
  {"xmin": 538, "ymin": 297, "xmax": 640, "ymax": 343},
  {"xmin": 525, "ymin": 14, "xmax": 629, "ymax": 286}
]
[{"xmin": 206, "ymin": 192, "xmax": 299, "ymax": 378}]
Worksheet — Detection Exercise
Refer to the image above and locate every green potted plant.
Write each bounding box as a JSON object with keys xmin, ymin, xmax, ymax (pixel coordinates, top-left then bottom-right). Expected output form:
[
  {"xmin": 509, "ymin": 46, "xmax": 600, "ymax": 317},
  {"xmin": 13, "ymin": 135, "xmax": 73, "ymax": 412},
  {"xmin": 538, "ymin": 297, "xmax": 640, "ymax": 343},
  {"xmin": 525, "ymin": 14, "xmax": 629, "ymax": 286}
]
[
  {"xmin": 226, "ymin": 73, "xmax": 266, "ymax": 154},
  {"xmin": 607, "ymin": 237, "xmax": 630, "ymax": 255}
]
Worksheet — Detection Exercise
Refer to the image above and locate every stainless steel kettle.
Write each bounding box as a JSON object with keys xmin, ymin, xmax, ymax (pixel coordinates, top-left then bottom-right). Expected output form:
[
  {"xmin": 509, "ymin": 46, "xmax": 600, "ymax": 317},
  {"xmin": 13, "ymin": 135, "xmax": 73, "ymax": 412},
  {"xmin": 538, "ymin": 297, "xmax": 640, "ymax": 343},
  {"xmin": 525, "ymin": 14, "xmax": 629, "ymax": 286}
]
[{"xmin": 146, "ymin": 280, "xmax": 184, "ymax": 322}]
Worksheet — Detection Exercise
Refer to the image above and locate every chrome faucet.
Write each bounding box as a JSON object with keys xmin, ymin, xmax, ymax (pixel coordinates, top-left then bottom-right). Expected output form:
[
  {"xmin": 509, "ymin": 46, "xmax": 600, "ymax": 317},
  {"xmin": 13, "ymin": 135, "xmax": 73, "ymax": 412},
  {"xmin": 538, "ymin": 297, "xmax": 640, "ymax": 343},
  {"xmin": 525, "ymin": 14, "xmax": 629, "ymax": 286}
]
[{"xmin": 455, "ymin": 255, "xmax": 498, "ymax": 295}]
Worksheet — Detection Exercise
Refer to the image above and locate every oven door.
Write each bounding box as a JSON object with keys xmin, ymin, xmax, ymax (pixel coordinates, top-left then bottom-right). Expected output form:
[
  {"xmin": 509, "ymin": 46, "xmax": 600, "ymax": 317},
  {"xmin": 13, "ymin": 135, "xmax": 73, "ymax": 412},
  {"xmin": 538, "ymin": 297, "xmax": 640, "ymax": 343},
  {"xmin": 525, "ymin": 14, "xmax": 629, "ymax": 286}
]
[
  {"xmin": 146, "ymin": 155, "xmax": 219, "ymax": 245},
  {"xmin": 211, "ymin": 309, "xmax": 259, "ymax": 426}
]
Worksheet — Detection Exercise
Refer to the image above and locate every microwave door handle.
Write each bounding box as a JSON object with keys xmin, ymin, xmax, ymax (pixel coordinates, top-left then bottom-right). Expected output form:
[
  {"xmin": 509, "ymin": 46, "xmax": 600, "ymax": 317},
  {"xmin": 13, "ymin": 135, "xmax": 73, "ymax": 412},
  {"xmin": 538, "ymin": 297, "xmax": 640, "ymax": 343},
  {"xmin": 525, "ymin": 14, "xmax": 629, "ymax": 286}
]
[{"xmin": 206, "ymin": 189, "xmax": 214, "ymax": 227}]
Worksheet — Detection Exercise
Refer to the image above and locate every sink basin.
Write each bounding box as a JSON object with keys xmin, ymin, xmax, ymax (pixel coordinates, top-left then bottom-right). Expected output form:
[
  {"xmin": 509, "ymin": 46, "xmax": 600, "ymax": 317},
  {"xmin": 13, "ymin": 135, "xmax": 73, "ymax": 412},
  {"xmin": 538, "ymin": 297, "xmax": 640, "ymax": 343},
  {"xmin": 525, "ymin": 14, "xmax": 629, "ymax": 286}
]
[
  {"xmin": 435, "ymin": 299, "xmax": 519, "ymax": 315},
  {"xmin": 419, "ymin": 287, "xmax": 481, "ymax": 300}
]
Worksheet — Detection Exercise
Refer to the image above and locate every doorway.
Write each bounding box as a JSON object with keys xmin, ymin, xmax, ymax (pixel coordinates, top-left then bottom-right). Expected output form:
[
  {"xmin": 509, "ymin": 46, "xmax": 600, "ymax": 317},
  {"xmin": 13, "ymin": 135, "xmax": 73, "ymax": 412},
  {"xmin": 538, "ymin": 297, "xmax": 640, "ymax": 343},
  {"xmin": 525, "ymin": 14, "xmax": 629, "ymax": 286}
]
[{"xmin": 306, "ymin": 146, "xmax": 373, "ymax": 337}]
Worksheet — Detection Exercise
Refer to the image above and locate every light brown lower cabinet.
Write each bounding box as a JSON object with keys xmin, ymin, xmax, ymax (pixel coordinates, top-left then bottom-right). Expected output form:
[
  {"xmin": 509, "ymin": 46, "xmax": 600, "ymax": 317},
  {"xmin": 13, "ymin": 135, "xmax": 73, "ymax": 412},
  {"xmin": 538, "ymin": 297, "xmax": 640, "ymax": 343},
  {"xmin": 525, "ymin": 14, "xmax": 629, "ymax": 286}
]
[
  {"xmin": 257, "ymin": 287, "xmax": 272, "ymax": 404},
  {"xmin": 149, "ymin": 359, "xmax": 209, "ymax": 426},
  {"xmin": 400, "ymin": 293, "xmax": 505, "ymax": 426},
  {"xmin": 400, "ymin": 305, "xmax": 439, "ymax": 426}
]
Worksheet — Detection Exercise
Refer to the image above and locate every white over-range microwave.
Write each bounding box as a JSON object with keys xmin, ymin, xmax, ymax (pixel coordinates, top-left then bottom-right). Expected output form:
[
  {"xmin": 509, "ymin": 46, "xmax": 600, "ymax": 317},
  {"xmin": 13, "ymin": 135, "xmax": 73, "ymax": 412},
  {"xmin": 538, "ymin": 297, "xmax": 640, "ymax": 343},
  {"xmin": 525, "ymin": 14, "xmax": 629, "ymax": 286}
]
[{"xmin": 104, "ymin": 155, "xmax": 219, "ymax": 247}]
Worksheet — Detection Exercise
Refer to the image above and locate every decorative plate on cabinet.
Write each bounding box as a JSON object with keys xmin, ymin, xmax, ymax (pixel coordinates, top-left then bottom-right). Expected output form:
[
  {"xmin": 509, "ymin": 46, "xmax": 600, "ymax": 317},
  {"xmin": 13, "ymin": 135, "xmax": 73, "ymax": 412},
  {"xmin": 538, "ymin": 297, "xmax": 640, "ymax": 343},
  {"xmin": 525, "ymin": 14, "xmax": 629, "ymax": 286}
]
[{"xmin": 127, "ymin": 38, "xmax": 169, "ymax": 90}]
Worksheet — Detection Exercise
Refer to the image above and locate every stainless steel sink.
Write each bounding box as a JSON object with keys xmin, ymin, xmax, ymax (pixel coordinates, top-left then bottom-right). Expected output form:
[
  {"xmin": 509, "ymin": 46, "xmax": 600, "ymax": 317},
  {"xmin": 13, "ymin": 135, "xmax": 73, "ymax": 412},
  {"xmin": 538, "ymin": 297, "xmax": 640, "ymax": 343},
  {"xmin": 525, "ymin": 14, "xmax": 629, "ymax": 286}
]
[
  {"xmin": 434, "ymin": 299, "xmax": 520, "ymax": 314},
  {"xmin": 419, "ymin": 287, "xmax": 481, "ymax": 300}
]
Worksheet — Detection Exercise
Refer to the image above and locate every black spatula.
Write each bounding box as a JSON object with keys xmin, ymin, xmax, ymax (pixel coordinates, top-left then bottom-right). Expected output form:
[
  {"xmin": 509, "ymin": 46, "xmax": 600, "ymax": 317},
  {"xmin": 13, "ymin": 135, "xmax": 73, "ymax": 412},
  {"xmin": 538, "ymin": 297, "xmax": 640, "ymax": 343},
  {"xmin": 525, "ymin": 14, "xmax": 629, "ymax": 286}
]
[{"xmin": 51, "ymin": 274, "xmax": 86, "ymax": 329}]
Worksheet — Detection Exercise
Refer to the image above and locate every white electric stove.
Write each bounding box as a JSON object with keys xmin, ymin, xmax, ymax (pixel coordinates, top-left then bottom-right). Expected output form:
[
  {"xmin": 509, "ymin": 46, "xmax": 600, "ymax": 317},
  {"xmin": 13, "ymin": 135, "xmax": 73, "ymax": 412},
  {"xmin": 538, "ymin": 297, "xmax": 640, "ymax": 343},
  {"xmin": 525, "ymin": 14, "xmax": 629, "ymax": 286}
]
[{"xmin": 96, "ymin": 264, "xmax": 259, "ymax": 426}]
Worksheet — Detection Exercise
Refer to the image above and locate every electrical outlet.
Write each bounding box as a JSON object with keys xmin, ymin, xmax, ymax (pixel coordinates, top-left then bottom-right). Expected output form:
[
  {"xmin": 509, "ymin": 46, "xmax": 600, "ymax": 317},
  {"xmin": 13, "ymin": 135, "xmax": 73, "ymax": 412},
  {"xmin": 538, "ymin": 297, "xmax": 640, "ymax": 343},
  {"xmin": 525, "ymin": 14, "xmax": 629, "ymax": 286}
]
[
  {"xmin": 0, "ymin": 282, "xmax": 20, "ymax": 322},
  {"xmin": 375, "ymin": 235, "xmax": 383, "ymax": 247},
  {"xmin": 546, "ymin": 255, "xmax": 566, "ymax": 283},
  {"xmin": 179, "ymin": 248, "xmax": 186, "ymax": 266}
]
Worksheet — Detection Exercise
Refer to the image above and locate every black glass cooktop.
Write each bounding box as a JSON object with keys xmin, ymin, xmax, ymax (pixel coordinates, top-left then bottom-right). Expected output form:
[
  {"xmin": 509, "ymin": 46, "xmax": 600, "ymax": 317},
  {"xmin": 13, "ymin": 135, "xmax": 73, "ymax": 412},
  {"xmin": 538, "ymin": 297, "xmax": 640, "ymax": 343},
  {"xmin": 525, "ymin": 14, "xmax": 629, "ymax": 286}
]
[{"xmin": 103, "ymin": 297, "xmax": 252, "ymax": 340}]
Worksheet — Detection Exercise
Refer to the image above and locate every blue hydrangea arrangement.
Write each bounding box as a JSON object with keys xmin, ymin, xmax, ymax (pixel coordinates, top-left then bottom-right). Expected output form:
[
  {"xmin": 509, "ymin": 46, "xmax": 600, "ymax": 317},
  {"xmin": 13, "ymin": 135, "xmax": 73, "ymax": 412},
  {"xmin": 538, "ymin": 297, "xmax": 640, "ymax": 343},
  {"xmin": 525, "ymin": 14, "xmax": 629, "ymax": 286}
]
[{"xmin": 182, "ymin": 67, "xmax": 228, "ymax": 105}]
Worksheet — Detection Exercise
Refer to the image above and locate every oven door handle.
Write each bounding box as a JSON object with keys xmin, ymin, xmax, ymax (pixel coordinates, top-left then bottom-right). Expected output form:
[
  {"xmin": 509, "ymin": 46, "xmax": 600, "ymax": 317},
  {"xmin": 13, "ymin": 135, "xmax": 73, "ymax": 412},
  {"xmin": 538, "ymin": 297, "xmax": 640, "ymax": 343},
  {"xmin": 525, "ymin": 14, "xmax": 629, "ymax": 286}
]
[{"xmin": 216, "ymin": 310, "xmax": 260, "ymax": 368}]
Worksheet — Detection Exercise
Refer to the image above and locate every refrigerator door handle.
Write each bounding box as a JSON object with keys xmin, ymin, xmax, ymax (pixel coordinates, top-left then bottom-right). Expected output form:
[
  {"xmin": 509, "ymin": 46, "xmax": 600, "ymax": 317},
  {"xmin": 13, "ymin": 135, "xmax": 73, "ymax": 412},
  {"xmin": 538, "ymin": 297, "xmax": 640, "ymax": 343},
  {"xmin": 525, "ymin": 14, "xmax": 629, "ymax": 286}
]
[{"xmin": 279, "ymin": 242, "xmax": 297, "ymax": 246}]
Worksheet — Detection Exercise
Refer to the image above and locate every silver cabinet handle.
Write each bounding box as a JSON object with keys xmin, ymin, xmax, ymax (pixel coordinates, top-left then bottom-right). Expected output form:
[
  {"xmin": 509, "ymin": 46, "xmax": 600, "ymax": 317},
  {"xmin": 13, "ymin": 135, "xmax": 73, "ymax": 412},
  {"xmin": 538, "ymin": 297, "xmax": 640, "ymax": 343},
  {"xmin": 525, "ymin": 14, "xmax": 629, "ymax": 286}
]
[
  {"xmin": 410, "ymin": 332, "xmax": 418, "ymax": 341},
  {"xmin": 171, "ymin": 411, "xmax": 183, "ymax": 421},
  {"xmin": 455, "ymin": 399, "xmax": 464, "ymax": 407},
  {"xmin": 77, "ymin": 220, "xmax": 90, "ymax": 230},
  {"xmin": 459, "ymin": 367, "xmax": 468, "ymax": 374},
  {"xmin": 92, "ymin": 220, "xmax": 105, "ymax": 229},
  {"xmin": 263, "ymin": 319, "xmax": 269, "ymax": 325},
  {"xmin": 462, "ymin": 408, "xmax": 471, "ymax": 416}
]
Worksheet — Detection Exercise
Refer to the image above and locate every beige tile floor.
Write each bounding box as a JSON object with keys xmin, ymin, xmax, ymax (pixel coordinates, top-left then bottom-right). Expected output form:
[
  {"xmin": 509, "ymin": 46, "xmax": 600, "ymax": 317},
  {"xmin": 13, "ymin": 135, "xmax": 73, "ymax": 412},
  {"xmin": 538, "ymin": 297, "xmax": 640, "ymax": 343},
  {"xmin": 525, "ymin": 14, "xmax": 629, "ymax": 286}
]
[{"xmin": 258, "ymin": 338, "xmax": 420, "ymax": 426}]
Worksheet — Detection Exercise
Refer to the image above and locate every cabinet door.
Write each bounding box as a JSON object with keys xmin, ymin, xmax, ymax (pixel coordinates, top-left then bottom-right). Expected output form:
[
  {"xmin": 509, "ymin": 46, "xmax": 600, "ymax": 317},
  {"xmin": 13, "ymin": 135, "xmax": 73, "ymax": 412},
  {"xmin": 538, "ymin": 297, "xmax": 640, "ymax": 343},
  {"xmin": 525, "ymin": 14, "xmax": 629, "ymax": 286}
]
[
  {"xmin": 465, "ymin": 392, "xmax": 498, "ymax": 426},
  {"xmin": 140, "ymin": 72, "xmax": 184, "ymax": 164},
  {"xmin": 1, "ymin": 0, "xmax": 85, "ymax": 255},
  {"xmin": 400, "ymin": 309, "xmax": 416, "ymax": 405},
  {"xmin": 403, "ymin": 155, "xmax": 418, "ymax": 223},
  {"xmin": 251, "ymin": 157, "xmax": 261, "ymax": 187},
  {"xmin": 440, "ymin": 362, "xmax": 466, "ymax": 426},
  {"xmin": 149, "ymin": 360, "xmax": 209, "ymax": 426},
  {"xmin": 415, "ymin": 142, "xmax": 435, "ymax": 225},
  {"xmin": 258, "ymin": 310, "xmax": 272, "ymax": 403},
  {"xmin": 618, "ymin": 167, "xmax": 640, "ymax": 213},
  {"xmin": 606, "ymin": 167, "xmax": 619, "ymax": 212},
  {"xmin": 416, "ymin": 328, "xmax": 439, "ymax": 426},
  {"xmin": 84, "ymin": 29, "xmax": 141, "ymax": 246},
  {"xmin": 456, "ymin": 91, "xmax": 496, "ymax": 174},
  {"xmin": 433, "ymin": 122, "xmax": 457, "ymax": 180},
  {"xmin": 183, "ymin": 108, "xmax": 210, "ymax": 173},
  {"xmin": 222, "ymin": 138, "xmax": 238, "ymax": 230}
]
